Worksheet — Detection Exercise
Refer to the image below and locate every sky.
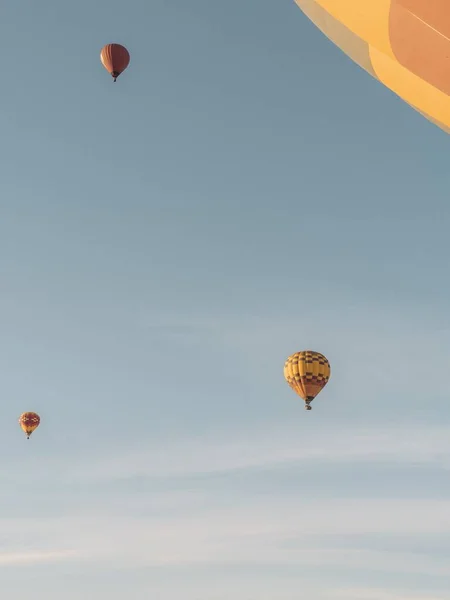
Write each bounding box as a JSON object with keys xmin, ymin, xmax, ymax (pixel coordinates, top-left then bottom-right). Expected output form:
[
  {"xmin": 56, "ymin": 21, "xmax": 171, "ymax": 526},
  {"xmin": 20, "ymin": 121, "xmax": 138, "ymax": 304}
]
[{"xmin": 0, "ymin": 0, "xmax": 450, "ymax": 598}]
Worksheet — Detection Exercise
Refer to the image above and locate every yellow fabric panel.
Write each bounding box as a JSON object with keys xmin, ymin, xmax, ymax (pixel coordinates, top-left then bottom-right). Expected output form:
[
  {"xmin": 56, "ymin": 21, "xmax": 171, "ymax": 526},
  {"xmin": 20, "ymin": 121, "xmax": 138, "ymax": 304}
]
[
  {"xmin": 284, "ymin": 354, "xmax": 304, "ymax": 400},
  {"xmin": 22, "ymin": 424, "xmax": 38, "ymax": 434},
  {"xmin": 296, "ymin": 0, "xmax": 395, "ymax": 58},
  {"xmin": 369, "ymin": 46, "xmax": 450, "ymax": 130}
]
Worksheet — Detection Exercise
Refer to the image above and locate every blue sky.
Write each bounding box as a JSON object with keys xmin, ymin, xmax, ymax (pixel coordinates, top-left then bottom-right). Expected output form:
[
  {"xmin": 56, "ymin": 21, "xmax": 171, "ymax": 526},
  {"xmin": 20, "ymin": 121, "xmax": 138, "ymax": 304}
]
[{"xmin": 1, "ymin": 0, "xmax": 450, "ymax": 598}]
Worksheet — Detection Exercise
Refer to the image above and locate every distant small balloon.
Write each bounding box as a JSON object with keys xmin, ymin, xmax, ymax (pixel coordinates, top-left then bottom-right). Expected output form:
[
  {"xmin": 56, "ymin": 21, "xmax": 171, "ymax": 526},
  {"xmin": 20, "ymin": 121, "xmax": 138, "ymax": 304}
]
[
  {"xmin": 18, "ymin": 412, "xmax": 40, "ymax": 439},
  {"xmin": 100, "ymin": 43, "xmax": 130, "ymax": 82},
  {"xmin": 283, "ymin": 350, "xmax": 330, "ymax": 410}
]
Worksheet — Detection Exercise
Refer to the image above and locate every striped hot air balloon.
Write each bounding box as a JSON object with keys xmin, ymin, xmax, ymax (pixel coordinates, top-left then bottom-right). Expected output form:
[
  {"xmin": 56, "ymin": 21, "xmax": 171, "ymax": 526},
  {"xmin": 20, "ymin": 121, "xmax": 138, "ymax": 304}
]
[{"xmin": 100, "ymin": 43, "xmax": 130, "ymax": 82}]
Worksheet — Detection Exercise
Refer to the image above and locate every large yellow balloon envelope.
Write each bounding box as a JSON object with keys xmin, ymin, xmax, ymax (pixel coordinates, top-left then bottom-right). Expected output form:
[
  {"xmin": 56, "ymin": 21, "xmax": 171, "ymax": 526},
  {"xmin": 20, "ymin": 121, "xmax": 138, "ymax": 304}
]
[
  {"xmin": 294, "ymin": 0, "xmax": 450, "ymax": 134},
  {"xmin": 18, "ymin": 412, "xmax": 40, "ymax": 439},
  {"xmin": 284, "ymin": 350, "xmax": 330, "ymax": 410}
]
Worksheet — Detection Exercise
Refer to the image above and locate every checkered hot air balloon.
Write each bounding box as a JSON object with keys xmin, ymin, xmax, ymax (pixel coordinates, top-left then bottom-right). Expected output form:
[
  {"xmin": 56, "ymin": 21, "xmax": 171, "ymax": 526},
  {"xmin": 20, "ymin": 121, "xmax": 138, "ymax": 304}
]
[
  {"xmin": 18, "ymin": 412, "xmax": 41, "ymax": 439},
  {"xmin": 295, "ymin": 0, "xmax": 450, "ymax": 134},
  {"xmin": 284, "ymin": 351, "xmax": 330, "ymax": 410}
]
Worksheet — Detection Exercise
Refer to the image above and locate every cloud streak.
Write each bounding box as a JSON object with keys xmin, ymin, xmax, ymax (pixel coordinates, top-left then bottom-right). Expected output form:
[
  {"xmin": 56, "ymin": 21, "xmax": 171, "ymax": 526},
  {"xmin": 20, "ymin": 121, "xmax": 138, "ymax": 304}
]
[
  {"xmin": 0, "ymin": 550, "xmax": 76, "ymax": 566},
  {"xmin": 327, "ymin": 590, "xmax": 449, "ymax": 600},
  {"xmin": 59, "ymin": 423, "xmax": 450, "ymax": 483},
  {"xmin": 0, "ymin": 495, "xmax": 449, "ymax": 571}
]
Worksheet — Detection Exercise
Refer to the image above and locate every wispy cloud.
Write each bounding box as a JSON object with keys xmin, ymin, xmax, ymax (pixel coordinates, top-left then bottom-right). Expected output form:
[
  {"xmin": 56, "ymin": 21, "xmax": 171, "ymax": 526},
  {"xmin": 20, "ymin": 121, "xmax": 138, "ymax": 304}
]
[
  {"xmin": 0, "ymin": 550, "xmax": 76, "ymax": 566},
  {"xmin": 60, "ymin": 423, "xmax": 450, "ymax": 483},
  {"xmin": 3, "ymin": 421, "xmax": 449, "ymax": 491},
  {"xmin": 1, "ymin": 496, "xmax": 449, "ymax": 571},
  {"xmin": 329, "ymin": 590, "xmax": 449, "ymax": 600}
]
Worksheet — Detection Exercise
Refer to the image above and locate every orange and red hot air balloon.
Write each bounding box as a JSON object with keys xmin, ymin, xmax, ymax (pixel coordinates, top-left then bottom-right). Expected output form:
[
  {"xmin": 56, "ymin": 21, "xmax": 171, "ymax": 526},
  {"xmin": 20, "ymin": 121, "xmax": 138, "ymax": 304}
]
[
  {"xmin": 100, "ymin": 43, "xmax": 130, "ymax": 82},
  {"xmin": 18, "ymin": 412, "xmax": 40, "ymax": 439}
]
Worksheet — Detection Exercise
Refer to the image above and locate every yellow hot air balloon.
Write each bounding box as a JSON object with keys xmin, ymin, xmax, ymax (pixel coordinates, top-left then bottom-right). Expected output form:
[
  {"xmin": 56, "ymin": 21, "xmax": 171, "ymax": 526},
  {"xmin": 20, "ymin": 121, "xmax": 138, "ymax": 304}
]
[
  {"xmin": 18, "ymin": 412, "xmax": 40, "ymax": 439},
  {"xmin": 294, "ymin": 0, "xmax": 450, "ymax": 134},
  {"xmin": 284, "ymin": 350, "xmax": 330, "ymax": 410}
]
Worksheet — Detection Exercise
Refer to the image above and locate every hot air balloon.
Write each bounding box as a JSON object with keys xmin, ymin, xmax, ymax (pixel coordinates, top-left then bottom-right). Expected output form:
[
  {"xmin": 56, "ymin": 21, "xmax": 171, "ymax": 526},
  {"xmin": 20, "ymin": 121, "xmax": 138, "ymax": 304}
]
[
  {"xmin": 100, "ymin": 43, "xmax": 130, "ymax": 82},
  {"xmin": 294, "ymin": 0, "xmax": 450, "ymax": 134},
  {"xmin": 284, "ymin": 350, "xmax": 330, "ymax": 410},
  {"xmin": 18, "ymin": 412, "xmax": 40, "ymax": 439}
]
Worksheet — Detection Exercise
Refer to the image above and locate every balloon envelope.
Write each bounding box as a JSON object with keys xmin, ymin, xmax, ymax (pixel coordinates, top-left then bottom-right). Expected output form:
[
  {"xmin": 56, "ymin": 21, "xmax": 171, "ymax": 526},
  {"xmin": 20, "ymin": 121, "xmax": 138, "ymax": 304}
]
[
  {"xmin": 18, "ymin": 412, "xmax": 40, "ymax": 439},
  {"xmin": 284, "ymin": 350, "xmax": 330, "ymax": 410},
  {"xmin": 294, "ymin": 0, "xmax": 450, "ymax": 134},
  {"xmin": 100, "ymin": 43, "xmax": 130, "ymax": 81}
]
